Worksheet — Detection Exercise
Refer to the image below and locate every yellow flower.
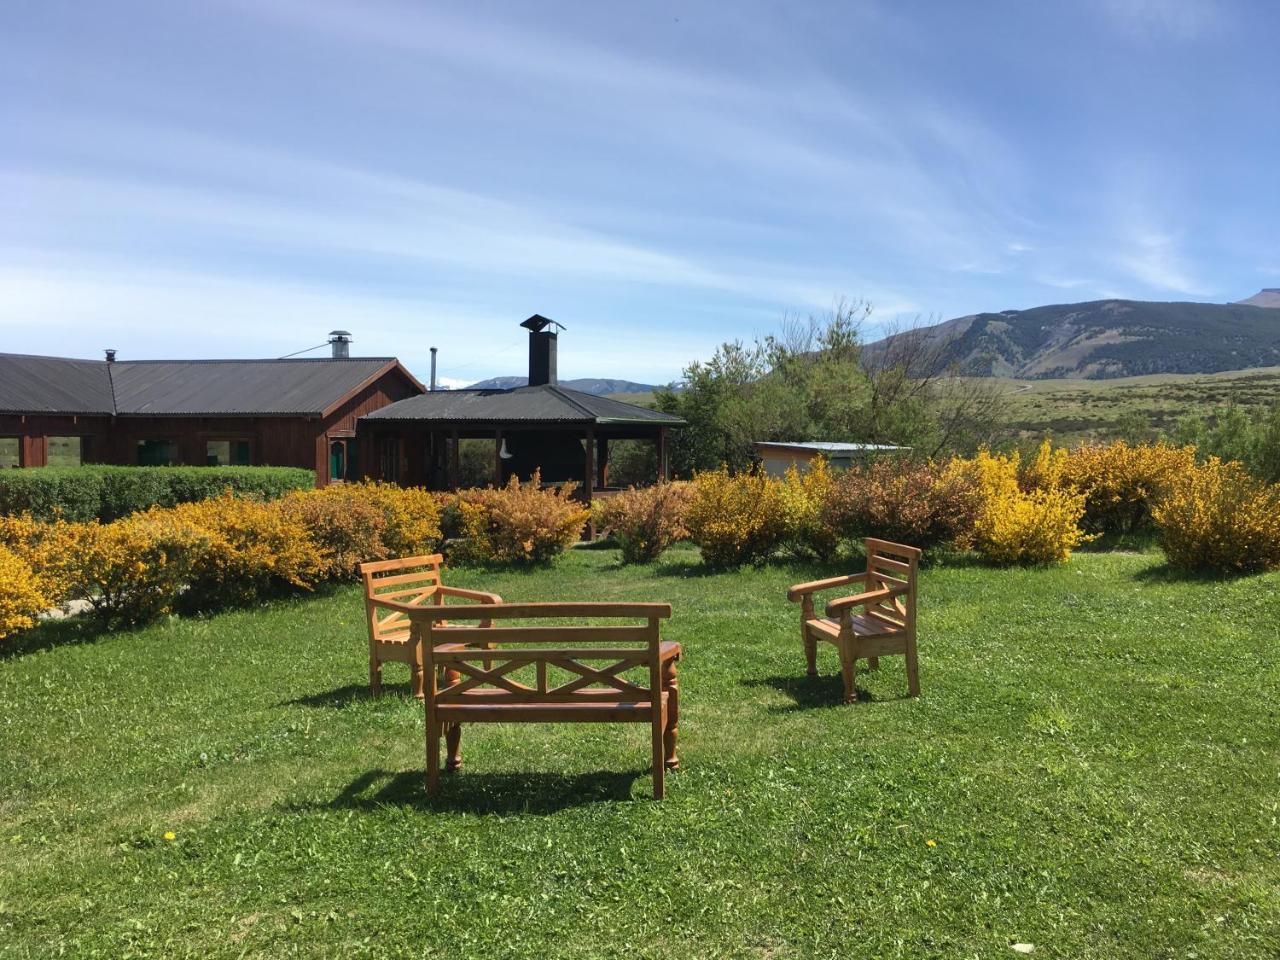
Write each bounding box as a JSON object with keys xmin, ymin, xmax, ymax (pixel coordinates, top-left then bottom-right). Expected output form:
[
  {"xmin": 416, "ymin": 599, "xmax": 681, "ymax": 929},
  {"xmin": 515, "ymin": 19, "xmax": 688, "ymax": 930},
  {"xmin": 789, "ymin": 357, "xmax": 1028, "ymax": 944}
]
[
  {"xmin": 925, "ymin": 839, "xmax": 937, "ymax": 847},
  {"xmin": 163, "ymin": 831, "xmax": 176, "ymax": 842}
]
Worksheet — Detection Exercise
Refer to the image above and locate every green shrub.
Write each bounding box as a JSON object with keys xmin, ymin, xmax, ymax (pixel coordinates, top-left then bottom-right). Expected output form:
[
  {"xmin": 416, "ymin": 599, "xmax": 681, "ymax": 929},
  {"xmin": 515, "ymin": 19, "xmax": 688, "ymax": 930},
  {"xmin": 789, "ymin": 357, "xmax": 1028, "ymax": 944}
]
[{"xmin": 0, "ymin": 466, "xmax": 315, "ymax": 522}]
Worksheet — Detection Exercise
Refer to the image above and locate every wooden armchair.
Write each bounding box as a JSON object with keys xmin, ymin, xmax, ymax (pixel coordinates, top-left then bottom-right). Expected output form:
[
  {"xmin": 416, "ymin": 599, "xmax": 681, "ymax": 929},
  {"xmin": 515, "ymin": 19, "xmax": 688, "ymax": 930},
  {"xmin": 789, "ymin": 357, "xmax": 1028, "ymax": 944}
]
[
  {"xmin": 787, "ymin": 538, "xmax": 921, "ymax": 704},
  {"xmin": 359, "ymin": 554, "xmax": 502, "ymax": 699}
]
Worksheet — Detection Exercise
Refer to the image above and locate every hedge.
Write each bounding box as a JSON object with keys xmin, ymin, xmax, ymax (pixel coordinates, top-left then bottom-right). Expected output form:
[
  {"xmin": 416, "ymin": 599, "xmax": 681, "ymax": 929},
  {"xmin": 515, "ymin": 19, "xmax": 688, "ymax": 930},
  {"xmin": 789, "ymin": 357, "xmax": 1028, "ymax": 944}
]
[{"xmin": 0, "ymin": 466, "xmax": 316, "ymax": 522}]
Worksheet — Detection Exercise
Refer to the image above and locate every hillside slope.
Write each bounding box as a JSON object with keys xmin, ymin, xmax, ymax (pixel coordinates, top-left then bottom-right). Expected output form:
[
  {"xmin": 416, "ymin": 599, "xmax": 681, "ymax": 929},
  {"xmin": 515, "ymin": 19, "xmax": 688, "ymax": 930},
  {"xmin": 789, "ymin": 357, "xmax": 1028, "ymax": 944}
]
[{"xmin": 865, "ymin": 295, "xmax": 1280, "ymax": 379}]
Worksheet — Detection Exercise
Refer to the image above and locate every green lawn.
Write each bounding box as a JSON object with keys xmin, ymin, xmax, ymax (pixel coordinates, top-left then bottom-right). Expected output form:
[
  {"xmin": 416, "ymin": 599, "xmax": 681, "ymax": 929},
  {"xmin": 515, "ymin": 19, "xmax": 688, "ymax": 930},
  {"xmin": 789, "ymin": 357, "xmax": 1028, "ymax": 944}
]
[{"xmin": 2, "ymin": 545, "xmax": 1279, "ymax": 958}]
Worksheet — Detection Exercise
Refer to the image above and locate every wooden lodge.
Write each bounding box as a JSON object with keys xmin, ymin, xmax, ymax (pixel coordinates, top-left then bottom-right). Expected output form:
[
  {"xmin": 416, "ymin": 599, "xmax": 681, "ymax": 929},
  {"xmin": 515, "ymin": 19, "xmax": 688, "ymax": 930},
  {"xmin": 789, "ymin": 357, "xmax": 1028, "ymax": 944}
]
[
  {"xmin": 0, "ymin": 319, "xmax": 682, "ymax": 497},
  {"xmin": 361, "ymin": 316, "xmax": 684, "ymax": 508}
]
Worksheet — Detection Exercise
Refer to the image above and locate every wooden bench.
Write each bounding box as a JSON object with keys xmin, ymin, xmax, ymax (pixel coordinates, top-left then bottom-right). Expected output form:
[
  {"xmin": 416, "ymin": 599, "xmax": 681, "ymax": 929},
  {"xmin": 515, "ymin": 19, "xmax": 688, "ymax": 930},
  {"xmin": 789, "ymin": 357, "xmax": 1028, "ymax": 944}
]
[
  {"xmin": 358, "ymin": 554, "xmax": 502, "ymax": 699},
  {"xmin": 787, "ymin": 538, "xmax": 921, "ymax": 704},
  {"xmin": 391, "ymin": 601, "xmax": 680, "ymax": 799}
]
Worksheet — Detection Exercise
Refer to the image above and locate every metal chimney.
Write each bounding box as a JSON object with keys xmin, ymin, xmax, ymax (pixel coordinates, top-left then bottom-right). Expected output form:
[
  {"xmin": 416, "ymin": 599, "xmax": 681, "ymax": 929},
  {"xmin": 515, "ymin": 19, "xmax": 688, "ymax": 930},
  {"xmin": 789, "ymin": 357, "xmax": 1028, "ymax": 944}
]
[
  {"xmin": 520, "ymin": 314, "xmax": 563, "ymax": 386},
  {"xmin": 104, "ymin": 349, "xmax": 117, "ymax": 363},
  {"xmin": 328, "ymin": 330, "xmax": 352, "ymax": 358},
  {"xmin": 429, "ymin": 346, "xmax": 438, "ymax": 391}
]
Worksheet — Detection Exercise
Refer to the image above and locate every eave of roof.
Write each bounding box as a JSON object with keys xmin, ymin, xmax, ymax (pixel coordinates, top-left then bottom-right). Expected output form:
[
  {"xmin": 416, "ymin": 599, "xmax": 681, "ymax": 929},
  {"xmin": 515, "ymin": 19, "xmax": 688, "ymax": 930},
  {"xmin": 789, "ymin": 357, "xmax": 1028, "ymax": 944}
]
[{"xmin": 361, "ymin": 383, "xmax": 685, "ymax": 426}]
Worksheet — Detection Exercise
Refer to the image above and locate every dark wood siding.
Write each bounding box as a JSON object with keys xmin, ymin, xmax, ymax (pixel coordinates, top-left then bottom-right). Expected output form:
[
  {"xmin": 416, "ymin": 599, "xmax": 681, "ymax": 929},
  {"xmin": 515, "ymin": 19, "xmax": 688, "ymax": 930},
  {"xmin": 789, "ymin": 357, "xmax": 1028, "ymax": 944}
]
[{"xmin": 0, "ymin": 366, "xmax": 422, "ymax": 484}]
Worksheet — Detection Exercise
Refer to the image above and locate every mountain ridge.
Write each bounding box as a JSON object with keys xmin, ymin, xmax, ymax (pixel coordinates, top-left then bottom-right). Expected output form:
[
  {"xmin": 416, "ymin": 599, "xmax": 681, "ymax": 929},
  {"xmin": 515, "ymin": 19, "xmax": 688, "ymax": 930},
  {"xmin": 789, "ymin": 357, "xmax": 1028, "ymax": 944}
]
[
  {"xmin": 465, "ymin": 376, "xmax": 662, "ymax": 395},
  {"xmin": 863, "ymin": 292, "xmax": 1280, "ymax": 379}
]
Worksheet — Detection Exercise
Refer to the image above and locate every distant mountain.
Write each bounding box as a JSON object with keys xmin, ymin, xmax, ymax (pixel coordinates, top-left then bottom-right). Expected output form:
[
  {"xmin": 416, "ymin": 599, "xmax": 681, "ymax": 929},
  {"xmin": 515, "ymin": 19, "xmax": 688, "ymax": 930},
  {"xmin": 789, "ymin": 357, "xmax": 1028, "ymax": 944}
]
[
  {"xmin": 863, "ymin": 294, "xmax": 1280, "ymax": 379},
  {"xmin": 465, "ymin": 376, "xmax": 662, "ymax": 395},
  {"xmin": 1239, "ymin": 288, "xmax": 1280, "ymax": 309}
]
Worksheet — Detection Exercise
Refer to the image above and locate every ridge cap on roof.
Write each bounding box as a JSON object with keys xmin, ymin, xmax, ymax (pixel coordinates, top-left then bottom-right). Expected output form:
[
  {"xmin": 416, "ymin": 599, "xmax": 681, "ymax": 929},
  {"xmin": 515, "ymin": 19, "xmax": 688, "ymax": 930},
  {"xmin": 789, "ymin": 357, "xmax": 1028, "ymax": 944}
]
[
  {"xmin": 543, "ymin": 384, "xmax": 598, "ymax": 417},
  {"xmin": 114, "ymin": 356, "xmax": 399, "ymax": 365}
]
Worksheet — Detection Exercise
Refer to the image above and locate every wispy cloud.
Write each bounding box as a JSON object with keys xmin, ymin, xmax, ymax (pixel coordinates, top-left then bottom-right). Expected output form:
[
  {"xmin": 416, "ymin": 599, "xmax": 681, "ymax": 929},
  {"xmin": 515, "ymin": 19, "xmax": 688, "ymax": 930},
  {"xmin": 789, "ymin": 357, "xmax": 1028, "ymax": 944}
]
[
  {"xmin": 1096, "ymin": 0, "xmax": 1226, "ymax": 40},
  {"xmin": 1114, "ymin": 227, "xmax": 1205, "ymax": 296}
]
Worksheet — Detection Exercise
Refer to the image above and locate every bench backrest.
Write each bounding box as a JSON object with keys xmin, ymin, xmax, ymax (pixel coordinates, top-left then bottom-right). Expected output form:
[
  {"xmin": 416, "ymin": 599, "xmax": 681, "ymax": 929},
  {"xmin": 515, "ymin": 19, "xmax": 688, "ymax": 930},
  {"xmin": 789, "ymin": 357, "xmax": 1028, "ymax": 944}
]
[
  {"xmin": 863, "ymin": 538, "xmax": 921, "ymax": 631},
  {"xmin": 403, "ymin": 602, "xmax": 672, "ymax": 706},
  {"xmin": 359, "ymin": 554, "xmax": 444, "ymax": 641}
]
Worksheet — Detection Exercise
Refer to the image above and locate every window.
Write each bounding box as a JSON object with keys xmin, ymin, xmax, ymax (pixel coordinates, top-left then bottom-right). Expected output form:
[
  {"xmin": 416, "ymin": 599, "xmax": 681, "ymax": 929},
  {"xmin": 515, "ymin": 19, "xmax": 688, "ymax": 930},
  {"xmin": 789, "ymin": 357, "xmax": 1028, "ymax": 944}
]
[
  {"xmin": 206, "ymin": 439, "xmax": 252, "ymax": 466},
  {"xmin": 47, "ymin": 437, "xmax": 83, "ymax": 467},
  {"xmin": 137, "ymin": 439, "xmax": 180, "ymax": 466},
  {"xmin": 0, "ymin": 437, "xmax": 18, "ymax": 469}
]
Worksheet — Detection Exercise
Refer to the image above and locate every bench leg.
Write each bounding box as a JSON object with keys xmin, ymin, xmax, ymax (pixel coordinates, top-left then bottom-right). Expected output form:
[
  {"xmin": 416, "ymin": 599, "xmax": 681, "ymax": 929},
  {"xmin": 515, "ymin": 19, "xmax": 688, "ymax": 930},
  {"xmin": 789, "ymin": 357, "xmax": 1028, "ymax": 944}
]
[
  {"xmin": 369, "ymin": 653, "xmax": 382, "ymax": 697},
  {"xmin": 905, "ymin": 636, "xmax": 920, "ymax": 698},
  {"xmin": 801, "ymin": 599, "xmax": 817, "ymax": 677},
  {"xmin": 663, "ymin": 659, "xmax": 679, "ymax": 771},
  {"xmin": 651, "ymin": 709, "xmax": 666, "ymax": 800},
  {"xmin": 867, "ymin": 656, "xmax": 880, "ymax": 671},
  {"xmin": 839, "ymin": 647, "xmax": 857, "ymax": 705},
  {"xmin": 445, "ymin": 722, "xmax": 463, "ymax": 772},
  {"xmin": 426, "ymin": 720, "xmax": 441, "ymax": 795}
]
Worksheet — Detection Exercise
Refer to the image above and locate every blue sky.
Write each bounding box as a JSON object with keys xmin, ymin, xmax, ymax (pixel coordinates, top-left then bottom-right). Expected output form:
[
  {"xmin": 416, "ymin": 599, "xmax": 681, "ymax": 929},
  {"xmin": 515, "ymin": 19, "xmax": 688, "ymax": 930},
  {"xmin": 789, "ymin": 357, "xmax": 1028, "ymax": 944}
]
[{"xmin": 3, "ymin": 0, "xmax": 1278, "ymax": 384}]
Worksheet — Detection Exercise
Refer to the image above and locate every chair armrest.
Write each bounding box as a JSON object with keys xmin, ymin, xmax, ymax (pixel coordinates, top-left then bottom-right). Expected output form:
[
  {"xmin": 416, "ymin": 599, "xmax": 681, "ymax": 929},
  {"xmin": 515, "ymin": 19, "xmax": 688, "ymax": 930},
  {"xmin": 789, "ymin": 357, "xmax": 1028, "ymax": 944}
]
[
  {"xmin": 787, "ymin": 573, "xmax": 867, "ymax": 602},
  {"xmin": 825, "ymin": 588, "xmax": 895, "ymax": 616},
  {"xmin": 438, "ymin": 585, "xmax": 503, "ymax": 604}
]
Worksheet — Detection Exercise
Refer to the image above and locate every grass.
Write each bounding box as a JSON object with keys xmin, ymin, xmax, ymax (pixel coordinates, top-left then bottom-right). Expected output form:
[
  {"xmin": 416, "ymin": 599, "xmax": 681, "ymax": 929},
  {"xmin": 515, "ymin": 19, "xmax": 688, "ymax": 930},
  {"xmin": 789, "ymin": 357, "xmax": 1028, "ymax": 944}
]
[
  {"xmin": 995, "ymin": 366, "xmax": 1280, "ymax": 443},
  {"xmin": 2, "ymin": 544, "xmax": 1279, "ymax": 958}
]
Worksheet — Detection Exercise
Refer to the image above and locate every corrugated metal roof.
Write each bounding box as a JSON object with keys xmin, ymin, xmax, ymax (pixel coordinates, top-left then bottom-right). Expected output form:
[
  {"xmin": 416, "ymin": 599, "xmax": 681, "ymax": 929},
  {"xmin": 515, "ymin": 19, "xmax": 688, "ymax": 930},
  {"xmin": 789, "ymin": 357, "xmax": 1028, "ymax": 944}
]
[
  {"xmin": 0, "ymin": 354, "xmax": 407, "ymax": 417},
  {"xmin": 111, "ymin": 359, "xmax": 399, "ymax": 415},
  {"xmin": 363, "ymin": 384, "xmax": 684, "ymax": 425},
  {"xmin": 0, "ymin": 354, "xmax": 116, "ymax": 414}
]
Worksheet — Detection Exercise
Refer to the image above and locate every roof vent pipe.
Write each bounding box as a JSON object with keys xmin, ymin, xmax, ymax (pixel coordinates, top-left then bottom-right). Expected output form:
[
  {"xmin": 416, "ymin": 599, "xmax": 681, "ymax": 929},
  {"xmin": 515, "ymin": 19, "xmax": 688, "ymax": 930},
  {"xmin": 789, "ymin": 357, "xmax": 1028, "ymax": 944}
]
[
  {"xmin": 429, "ymin": 346, "xmax": 438, "ymax": 391},
  {"xmin": 104, "ymin": 349, "xmax": 117, "ymax": 363},
  {"xmin": 328, "ymin": 330, "xmax": 352, "ymax": 358},
  {"xmin": 520, "ymin": 314, "xmax": 563, "ymax": 386}
]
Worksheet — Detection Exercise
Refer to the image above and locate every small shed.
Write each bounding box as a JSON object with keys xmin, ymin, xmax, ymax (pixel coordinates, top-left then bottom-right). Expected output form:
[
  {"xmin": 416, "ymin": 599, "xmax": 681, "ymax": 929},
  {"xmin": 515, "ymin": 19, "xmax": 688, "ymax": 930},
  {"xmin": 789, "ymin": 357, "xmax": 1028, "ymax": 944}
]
[
  {"xmin": 753, "ymin": 441, "xmax": 911, "ymax": 476},
  {"xmin": 359, "ymin": 316, "xmax": 684, "ymax": 506}
]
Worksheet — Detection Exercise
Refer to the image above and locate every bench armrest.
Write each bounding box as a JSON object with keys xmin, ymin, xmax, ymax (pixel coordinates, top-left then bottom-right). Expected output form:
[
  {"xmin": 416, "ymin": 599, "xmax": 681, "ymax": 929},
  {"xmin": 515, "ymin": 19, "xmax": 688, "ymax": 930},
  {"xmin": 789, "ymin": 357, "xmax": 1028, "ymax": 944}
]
[
  {"xmin": 438, "ymin": 585, "xmax": 503, "ymax": 604},
  {"xmin": 825, "ymin": 586, "xmax": 907, "ymax": 617},
  {"xmin": 787, "ymin": 573, "xmax": 867, "ymax": 602}
]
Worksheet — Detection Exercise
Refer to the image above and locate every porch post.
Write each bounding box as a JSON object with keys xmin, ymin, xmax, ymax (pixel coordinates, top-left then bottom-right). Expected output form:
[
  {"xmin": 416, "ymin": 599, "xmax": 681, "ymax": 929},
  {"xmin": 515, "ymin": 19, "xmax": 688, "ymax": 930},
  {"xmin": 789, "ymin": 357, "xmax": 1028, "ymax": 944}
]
[
  {"xmin": 596, "ymin": 435, "xmax": 609, "ymax": 489},
  {"xmin": 584, "ymin": 426, "xmax": 595, "ymax": 539},
  {"xmin": 493, "ymin": 430, "xmax": 503, "ymax": 488},
  {"xmin": 448, "ymin": 429, "xmax": 460, "ymax": 491},
  {"xmin": 657, "ymin": 427, "xmax": 669, "ymax": 483}
]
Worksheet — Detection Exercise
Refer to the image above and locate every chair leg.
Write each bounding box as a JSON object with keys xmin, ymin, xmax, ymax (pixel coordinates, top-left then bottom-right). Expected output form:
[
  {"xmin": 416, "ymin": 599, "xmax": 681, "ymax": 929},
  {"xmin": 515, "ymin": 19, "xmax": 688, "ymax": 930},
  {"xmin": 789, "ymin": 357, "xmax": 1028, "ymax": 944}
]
[
  {"xmin": 801, "ymin": 599, "xmax": 817, "ymax": 677},
  {"xmin": 410, "ymin": 662, "xmax": 425, "ymax": 700},
  {"xmin": 663, "ymin": 659, "xmax": 679, "ymax": 771},
  {"xmin": 839, "ymin": 648, "xmax": 857, "ymax": 705},
  {"xmin": 445, "ymin": 722, "xmax": 463, "ymax": 771},
  {"xmin": 905, "ymin": 636, "xmax": 920, "ymax": 698},
  {"xmin": 651, "ymin": 708, "xmax": 666, "ymax": 800},
  {"xmin": 370, "ymin": 653, "xmax": 382, "ymax": 697},
  {"xmin": 426, "ymin": 721, "xmax": 441, "ymax": 795},
  {"xmin": 867, "ymin": 656, "xmax": 880, "ymax": 671}
]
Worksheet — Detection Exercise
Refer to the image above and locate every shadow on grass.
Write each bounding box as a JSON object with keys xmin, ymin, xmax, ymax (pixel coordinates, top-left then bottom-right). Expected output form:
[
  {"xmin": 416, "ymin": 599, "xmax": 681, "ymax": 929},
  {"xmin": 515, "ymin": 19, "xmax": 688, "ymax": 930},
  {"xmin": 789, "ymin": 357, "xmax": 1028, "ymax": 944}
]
[
  {"xmin": 312, "ymin": 766, "xmax": 646, "ymax": 814},
  {"xmin": 741, "ymin": 673, "xmax": 912, "ymax": 711},
  {"xmin": 0, "ymin": 615, "xmax": 111, "ymax": 661},
  {"xmin": 283, "ymin": 682, "xmax": 414, "ymax": 708},
  {"xmin": 1130, "ymin": 563, "xmax": 1248, "ymax": 585}
]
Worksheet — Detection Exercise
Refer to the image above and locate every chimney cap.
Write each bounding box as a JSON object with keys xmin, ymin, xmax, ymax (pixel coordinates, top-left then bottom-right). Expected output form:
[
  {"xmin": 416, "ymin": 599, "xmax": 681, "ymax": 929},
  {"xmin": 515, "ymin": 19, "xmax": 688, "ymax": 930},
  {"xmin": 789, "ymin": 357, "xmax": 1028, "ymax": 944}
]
[
  {"xmin": 520, "ymin": 314, "xmax": 565, "ymax": 333},
  {"xmin": 328, "ymin": 330, "xmax": 352, "ymax": 339},
  {"xmin": 104, "ymin": 348, "xmax": 117, "ymax": 362}
]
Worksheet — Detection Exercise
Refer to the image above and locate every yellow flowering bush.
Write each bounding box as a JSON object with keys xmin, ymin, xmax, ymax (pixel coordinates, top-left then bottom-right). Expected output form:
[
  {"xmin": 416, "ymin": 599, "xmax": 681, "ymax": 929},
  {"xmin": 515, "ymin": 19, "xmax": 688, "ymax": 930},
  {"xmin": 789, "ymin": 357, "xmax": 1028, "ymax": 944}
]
[
  {"xmin": 452, "ymin": 471, "xmax": 590, "ymax": 566},
  {"xmin": 961, "ymin": 449, "xmax": 1091, "ymax": 565},
  {"xmin": 1018, "ymin": 439, "xmax": 1069, "ymax": 492},
  {"xmin": 167, "ymin": 494, "xmax": 323, "ymax": 609},
  {"xmin": 75, "ymin": 513, "xmax": 209, "ymax": 626},
  {"xmin": 0, "ymin": 544, "xmax": 50, "ymax": 640},
  {"xmin": 0, "ymin": 514, "xmax": 81, "ymax": 607},
  {"xmin": 283, "ymin": 482, "xmax": 443, "ymax": 579},
  {"xmin": 1059, "ymin": 441, "xmax": 1196, "ymax": 534},
  {"xmin": 594, "ymin": 482, "xmax": 692, "ymax": 564},
  {"xmin": 778, "ymin": 459, "xmax": 839, "ymax": 561},
  {"xmin": 1152, "ymin": 458, "xmax": 1280, "ymax": 573},
  {"xmin": 685, "ymin": 468, "xmax": 787, "ymax": 568}
]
